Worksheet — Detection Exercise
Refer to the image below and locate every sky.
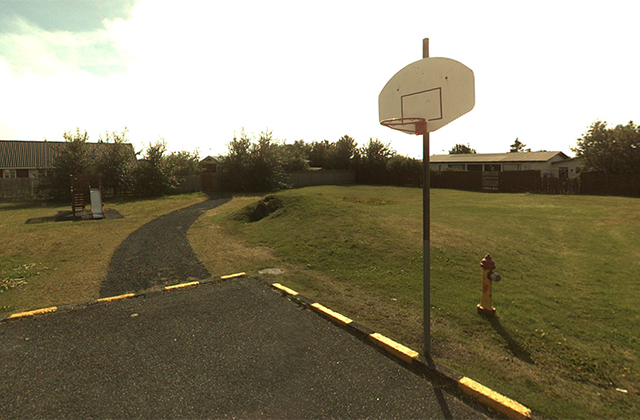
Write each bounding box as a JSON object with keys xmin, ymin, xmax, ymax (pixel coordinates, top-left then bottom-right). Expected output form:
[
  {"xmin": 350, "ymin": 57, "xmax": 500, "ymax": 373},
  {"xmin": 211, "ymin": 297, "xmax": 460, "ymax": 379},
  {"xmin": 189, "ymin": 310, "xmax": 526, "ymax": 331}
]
[{"xmin": 1, "ymin": 0, "xmax": 638, "ymax": 159}]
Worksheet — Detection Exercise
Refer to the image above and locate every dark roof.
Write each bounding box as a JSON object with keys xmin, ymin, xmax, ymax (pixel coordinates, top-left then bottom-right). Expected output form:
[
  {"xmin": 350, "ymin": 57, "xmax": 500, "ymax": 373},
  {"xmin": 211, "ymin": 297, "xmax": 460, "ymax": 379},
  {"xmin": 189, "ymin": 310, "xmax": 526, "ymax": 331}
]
[
  {"xmin": 430, "ymin": 151, "xmax": 569, "ymax": 164},
  {"xmin": 0, "ymin": 140, "xmax": 136, "ymax": 169}
]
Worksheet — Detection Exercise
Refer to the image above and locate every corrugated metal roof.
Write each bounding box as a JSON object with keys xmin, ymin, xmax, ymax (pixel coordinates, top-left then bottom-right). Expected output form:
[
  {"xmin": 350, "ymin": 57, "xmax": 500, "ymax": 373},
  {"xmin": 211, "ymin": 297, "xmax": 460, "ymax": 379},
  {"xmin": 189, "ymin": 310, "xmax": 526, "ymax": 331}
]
[
  {"xmin": 0, "ymin": 140, "xmax": 136, "ymax": 169},
  {"xmin": 429, "ymin": 151, "xmax": 569, "ymax": 163}
]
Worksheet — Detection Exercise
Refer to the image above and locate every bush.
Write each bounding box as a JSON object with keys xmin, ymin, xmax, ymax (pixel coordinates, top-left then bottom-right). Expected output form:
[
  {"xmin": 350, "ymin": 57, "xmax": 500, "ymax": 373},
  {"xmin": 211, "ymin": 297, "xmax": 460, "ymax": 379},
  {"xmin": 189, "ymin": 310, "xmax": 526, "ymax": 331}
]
[
  {"xmin": 39, "ymin": 129, "xmax": 92, "ymax": 200},
  {"xmin": 219, "ymin": 130, "xmax": 287, "ymax": 193},
  {"xmin": 131, "ymin": 140, "xmax": 178, "ymax": 197}
]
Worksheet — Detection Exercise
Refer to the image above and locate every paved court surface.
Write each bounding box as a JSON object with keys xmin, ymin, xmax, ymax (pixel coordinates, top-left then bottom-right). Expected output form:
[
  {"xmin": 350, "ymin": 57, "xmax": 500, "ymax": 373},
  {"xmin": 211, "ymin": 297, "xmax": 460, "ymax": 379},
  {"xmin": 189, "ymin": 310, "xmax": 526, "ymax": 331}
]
[{"xmin": 0, "ymin": 277, "xmax": 491, "ymax": 419}]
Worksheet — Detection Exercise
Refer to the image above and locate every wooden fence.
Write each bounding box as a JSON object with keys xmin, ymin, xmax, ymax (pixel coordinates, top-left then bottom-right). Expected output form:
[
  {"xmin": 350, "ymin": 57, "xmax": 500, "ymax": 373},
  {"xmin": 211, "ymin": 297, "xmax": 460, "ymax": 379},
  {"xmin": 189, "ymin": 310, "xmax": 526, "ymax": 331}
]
[
  {"xmin": 200, "ymin": 173, "xmax": 219, "ymax": 192},
  {"xmin": 0, "ymin": 178, "xmax": 44, "ymax": 200},
  {"xmin": 431, "ymin": 171, "xmax": 482, "ymax": 191},
  {"xmin": 431, "ymin": 170, "xmax": 580, "ymax": 194},
  {"xmin": 286, "ymin": 170, "xmax": 355, "ymax": 188},
  {"xmin": 579, "ymin": 172, "xmax": 640, "ymax": 197},
  {"xmin": 3, "ymin": 170, "xmax": 639, "ymax": 200},
  {"xmin": 171, "ymin": 175, "xmax": 202, "ymax": 194}
]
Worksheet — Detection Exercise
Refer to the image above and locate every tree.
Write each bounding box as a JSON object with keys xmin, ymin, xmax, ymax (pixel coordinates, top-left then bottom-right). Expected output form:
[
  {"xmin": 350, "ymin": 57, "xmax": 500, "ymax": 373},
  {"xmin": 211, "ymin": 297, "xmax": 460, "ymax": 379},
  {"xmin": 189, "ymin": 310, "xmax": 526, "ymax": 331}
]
[
  {"xmin": 387, "ymin": 155, "xmax": 422, "ymax": 186},
  {"xmin": 165, "ymin": 150, "xmax": 201, "ymax": 177},
  {"xmin": 218, "ymin": 130, "xmax": 287, "ymax": 192},
  {"xmin": 572, "ymin": 120, "xmax": 640, "ymax": 174},
  {"xmin": 354, "ymin": 138, "xmax": 396, "ymax": 184},
  {"xmin": 307, "ymin": 140, "xmax": 331, "ymax": 168},
  {"xmin": 131, "ymin": 139, "xmax": 178, "ymax": 196},
  {"xmin": 249, "ymin": 130, "xmax": 286, "ymax": 192},
  {"xmin": 41, "ymin": 128, "xmax": 91, "ymax": 199},
  {"xmin": 509, "ymin": 138, "xmax": 530, "ymax": 153},
  {"xmin": 449, "ymin": 143, "xmax": 477, "ymax": 154},
  {"xmin": 280, "ymin": 140, "xmax": 310, "ymax": 172},
  {"xmin": 97, "ymin": 127, "xmax": 135, "ymax": 196},
  {"xmin": 330, "ymin": 135, "xmax": 357, "ymax": 170}
]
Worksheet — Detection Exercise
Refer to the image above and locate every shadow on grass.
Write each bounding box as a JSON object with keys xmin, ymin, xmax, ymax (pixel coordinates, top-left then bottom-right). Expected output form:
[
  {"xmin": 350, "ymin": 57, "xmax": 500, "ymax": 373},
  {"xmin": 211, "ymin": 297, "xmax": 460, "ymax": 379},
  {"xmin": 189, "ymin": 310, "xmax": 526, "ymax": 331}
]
[{"xmin": 486, "ymin": 316, "xmax": 534, "ymax": 364}]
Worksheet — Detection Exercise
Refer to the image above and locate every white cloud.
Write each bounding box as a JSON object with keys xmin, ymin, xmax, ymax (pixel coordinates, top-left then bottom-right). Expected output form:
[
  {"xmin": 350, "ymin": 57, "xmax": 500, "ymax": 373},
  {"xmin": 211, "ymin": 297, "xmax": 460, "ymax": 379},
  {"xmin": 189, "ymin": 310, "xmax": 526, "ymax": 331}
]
[{"xmin": 1, "ymin": 0, "xmax": 639, "ymax": 159}]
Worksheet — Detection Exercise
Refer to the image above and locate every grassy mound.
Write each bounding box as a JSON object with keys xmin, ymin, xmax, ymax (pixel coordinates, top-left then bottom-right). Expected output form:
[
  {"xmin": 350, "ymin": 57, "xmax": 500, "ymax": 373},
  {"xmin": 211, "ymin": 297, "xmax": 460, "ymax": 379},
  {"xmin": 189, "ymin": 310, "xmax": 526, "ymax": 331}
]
[{"xmin": 195, "ymin": 186, "xmax": 640, "ymax": 419}]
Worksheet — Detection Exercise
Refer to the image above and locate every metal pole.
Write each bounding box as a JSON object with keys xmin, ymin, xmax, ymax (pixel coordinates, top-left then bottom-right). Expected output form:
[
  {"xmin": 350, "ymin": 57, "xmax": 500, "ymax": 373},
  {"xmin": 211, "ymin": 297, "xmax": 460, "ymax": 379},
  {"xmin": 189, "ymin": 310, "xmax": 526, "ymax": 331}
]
[{"xmin": 422, "ymin": 37, "xmax": 431, "ymax": 356}]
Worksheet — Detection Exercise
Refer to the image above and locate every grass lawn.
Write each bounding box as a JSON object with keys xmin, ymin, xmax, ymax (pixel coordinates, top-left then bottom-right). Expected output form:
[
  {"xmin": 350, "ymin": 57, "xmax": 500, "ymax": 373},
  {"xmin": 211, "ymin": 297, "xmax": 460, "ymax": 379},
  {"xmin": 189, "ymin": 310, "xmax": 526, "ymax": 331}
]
[
  {"xmin": 0, "ymin": 193, "xmax": 210, "ymax": 314},
  {"xmin": 190, "ymin": 186, "xmax": 640, "ymax": 419}
]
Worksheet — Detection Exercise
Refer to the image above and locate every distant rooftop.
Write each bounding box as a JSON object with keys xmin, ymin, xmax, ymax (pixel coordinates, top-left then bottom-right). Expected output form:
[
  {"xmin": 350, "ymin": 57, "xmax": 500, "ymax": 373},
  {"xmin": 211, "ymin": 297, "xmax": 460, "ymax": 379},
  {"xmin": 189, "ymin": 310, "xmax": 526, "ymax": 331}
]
[
  {"xmin": 430, "ymin": 151, "xmax": 569, "ymax": 163},
  {"xmin": 0, "ymin": 140, "xmax": 136, "ymax": 169}
]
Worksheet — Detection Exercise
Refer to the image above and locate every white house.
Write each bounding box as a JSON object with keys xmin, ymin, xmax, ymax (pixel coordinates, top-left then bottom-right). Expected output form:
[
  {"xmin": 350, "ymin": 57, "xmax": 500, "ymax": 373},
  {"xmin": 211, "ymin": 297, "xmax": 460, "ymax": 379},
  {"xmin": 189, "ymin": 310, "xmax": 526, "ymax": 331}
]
[{"xmin": 429, "ymin": 151, "xmax": 582, "ymax": 178}]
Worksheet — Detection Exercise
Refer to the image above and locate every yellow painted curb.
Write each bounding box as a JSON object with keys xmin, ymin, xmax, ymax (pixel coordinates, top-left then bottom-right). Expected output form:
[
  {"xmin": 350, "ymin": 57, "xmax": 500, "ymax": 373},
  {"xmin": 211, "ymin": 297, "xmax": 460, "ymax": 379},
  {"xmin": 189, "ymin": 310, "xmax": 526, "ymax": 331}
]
[
  {"xmin": 311, "ymin": 303, "xmax": 353, "ymax": 325},
  {"xmin": 97, "ymin": 293, "xmax": 136, "ymax": 303},
  {"xmin": 8, "ymin": 306, "xmax": 58, "ymax": 319},
  {"xmin": 165, "ymin": 281, "xmax": 200, "ymax": 290},
  {"xmin": 459, "ymin": 377, "xmax": 532, "ymax": 420},
  {"xmin": 221, "ymin": 272, "xmax": 246, "ymax": 280},
  {"xmin": 272, "ymin": 283, "xmax": 299, "ymax": 296},
  {"xmin": 369, "ymin": 332, "xmax": 419, "ymax": 364}
]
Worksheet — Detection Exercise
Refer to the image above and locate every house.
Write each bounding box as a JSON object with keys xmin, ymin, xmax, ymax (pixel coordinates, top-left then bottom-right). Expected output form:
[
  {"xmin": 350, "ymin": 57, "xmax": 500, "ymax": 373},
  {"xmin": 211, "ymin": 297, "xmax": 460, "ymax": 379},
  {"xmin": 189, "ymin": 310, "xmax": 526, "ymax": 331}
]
[
  {"xmin": 199, "ymin": 156, "xmax": 219, "ymax": 172},
  {"xmin": 550, "ymin": 157, "xmax": 583, "ymax": 179},
  {"xmin": 429, "ymin": 151, "xmax": 582, "ymax": 178},
  {"xmin": 0, "ymin": 140, "xmax": 136, "ymax": 178}
]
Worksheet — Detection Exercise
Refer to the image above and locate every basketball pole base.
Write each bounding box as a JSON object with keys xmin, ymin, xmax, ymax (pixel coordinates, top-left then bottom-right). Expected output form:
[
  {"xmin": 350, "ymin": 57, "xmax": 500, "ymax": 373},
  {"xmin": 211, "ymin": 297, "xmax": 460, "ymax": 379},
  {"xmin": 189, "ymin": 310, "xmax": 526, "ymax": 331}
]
[{"xmin": 477, "ymin": 304, "xmax": 496, "ymax": 317}]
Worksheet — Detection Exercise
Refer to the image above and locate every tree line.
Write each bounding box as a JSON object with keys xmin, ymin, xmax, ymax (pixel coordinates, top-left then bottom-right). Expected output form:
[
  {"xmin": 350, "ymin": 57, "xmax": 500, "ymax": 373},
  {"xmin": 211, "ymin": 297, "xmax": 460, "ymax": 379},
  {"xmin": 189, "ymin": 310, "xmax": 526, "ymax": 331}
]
[
  {"xmin": 42, "ymin": 128, "xmax": 200, "ymax": 199},
  {"xmin": 217, "ymin": 130, "xmax": 423, "ymax": 192},
  {"xmin": 45, "ymin": 119, "xmax": 640, "ymax": 198}
]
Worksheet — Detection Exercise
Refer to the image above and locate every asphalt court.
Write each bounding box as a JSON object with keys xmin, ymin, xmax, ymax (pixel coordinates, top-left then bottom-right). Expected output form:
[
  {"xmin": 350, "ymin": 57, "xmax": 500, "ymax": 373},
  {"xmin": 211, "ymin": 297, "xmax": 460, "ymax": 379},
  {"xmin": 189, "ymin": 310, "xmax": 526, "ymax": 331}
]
[{"xmin": 0, "ymin": 277, "xmax": 490, "ymax": 419}]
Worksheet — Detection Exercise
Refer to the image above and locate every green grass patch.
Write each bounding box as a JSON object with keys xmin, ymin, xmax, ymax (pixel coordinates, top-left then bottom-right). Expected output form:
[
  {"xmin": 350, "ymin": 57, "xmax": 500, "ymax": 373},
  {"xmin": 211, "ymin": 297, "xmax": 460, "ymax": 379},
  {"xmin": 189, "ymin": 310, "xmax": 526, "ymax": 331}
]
[
  {"xmin": 192, "ymin": 186, "xmax": 640, "ymax": 419},
  {"xmin": 0, "ymin": 193, "xmax": 211, "ymax": 314}
]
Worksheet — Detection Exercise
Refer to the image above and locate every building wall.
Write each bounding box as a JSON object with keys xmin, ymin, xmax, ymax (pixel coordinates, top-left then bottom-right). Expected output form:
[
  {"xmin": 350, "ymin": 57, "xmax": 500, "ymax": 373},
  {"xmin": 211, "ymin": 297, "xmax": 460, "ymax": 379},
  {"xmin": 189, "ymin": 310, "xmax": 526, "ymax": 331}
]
[
  {"xmin": 1, "ymin": 168, "xmax": 41, "ymax": 178},
  {"xmin": 430, "ymin": 161, "xmax": 554, "ymax": 174},
  {"xmin": 430, "ymin": 156, "xmax": 578, "ymax": 178},
  {"xmin": 551, "ymin": 159, "xmax": 583, "ymax": 179}
]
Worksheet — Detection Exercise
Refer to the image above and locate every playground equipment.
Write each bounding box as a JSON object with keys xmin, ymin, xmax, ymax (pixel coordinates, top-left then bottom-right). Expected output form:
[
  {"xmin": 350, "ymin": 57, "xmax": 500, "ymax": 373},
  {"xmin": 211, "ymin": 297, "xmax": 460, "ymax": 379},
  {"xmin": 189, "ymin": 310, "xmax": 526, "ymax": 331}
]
[
  {"xmin": 70, "ymin": 174, "xmax": 103, "ymax": 219},
  {"xmin": 477, "ymin": 254, "xmax": 502, "ymax": 316}
]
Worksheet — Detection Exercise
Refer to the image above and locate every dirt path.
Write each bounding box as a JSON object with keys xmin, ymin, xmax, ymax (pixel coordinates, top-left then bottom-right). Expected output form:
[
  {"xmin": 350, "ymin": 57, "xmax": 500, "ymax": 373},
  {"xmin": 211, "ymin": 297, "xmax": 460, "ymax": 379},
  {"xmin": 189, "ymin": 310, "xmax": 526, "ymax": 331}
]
[{"xmin": 100, "ymin": 195, "xmax": 231, "ymax": 297}]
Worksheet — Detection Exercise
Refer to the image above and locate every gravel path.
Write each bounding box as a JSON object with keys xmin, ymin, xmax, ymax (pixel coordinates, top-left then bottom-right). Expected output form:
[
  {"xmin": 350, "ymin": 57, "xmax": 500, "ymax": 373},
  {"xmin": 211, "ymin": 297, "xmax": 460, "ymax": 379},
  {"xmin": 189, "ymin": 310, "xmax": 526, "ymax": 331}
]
[{"xmin": 100, "ymin": 195, "xmax": 232, "ymax": 297}]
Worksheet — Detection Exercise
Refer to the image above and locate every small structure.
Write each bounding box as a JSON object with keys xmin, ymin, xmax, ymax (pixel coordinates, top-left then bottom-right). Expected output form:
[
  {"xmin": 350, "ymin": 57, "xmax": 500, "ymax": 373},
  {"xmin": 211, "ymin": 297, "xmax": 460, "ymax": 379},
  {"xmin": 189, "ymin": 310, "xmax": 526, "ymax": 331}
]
[
  {"xmin": 200, "ymin": 156, "xmax": 220, "ymax": 192},
  {"xmin": 70, "ymin": 174, "xmax": 103, "ymax": 219}
]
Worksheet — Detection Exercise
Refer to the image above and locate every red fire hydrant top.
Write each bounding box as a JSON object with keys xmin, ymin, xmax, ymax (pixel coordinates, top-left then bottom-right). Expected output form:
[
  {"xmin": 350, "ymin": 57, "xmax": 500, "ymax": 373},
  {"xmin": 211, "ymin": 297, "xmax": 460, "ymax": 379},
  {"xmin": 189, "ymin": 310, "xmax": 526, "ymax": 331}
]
[{"xmin": 480, "ymin": 254, "xmax": 496, "ymax": 270}]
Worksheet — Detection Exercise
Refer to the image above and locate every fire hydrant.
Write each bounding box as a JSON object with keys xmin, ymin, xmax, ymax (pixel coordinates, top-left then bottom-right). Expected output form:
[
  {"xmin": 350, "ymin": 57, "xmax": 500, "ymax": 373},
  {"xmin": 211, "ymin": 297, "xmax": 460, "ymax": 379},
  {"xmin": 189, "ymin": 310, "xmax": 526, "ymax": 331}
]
[{"xmin": 477, "ymin": 254, "xmax": 501, "ymax": 316}]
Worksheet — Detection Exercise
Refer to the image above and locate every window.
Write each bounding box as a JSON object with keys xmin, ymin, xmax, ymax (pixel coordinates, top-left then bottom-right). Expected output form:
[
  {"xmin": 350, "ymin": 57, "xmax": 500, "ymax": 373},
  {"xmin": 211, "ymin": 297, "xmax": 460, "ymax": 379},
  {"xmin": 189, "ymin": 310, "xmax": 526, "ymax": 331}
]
[
  {"xmin": 448, "ymin": 164, "xmax": 465, "ymax": 171},
  {"xmin": 483, "ymin": 164, "xmax": 501, "ymax": 172},
  {"xmin": 503, "ymin": 164, "xmax": 521, "ymax": 171},
  {"xmin": 3, "ymin": 169, "xmax": 17, "ymax": 178},
  {"xmin": 467, "ymin": 164, "xmax": 482, "ymax": 171}
]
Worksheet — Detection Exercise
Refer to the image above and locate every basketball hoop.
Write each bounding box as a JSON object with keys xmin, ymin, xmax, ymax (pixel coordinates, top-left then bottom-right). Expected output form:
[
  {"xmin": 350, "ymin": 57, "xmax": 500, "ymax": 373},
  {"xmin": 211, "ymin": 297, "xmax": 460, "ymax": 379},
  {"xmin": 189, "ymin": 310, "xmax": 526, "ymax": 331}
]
[{"xmin": 380, "ymin": 117, "xmax": 427, "ymax": 135}]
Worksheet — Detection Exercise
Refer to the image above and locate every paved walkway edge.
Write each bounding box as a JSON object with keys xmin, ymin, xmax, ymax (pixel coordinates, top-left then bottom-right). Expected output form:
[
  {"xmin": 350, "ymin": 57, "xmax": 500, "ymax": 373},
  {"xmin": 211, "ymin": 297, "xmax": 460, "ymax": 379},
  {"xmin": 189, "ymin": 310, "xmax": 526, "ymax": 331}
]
[
  {"xmin": 1, "ymin": 273, "xmax": 532, "ymax": 420},
  {"xmin": 270, "ymin": 280, "xmax": 533, "ymax": 420},
  {"xmin": 0, "ymin": 272, "xmax": 247, "ymax": 322}
]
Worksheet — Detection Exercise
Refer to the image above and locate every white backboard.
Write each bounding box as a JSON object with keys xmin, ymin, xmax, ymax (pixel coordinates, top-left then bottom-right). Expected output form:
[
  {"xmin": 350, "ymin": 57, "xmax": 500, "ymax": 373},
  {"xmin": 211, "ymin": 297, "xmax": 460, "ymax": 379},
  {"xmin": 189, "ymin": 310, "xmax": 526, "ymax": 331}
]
[{"xmin": 379, "ymin": 57, "xmax": 475, "ymax": 133}]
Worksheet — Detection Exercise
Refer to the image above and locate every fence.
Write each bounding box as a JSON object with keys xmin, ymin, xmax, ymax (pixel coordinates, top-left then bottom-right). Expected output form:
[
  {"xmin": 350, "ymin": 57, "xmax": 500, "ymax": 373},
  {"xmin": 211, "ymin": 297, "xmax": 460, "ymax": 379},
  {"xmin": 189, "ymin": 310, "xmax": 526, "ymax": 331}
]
[
  {"xmin": 0, "ymin": 178, "xmax": 44, "ymax": 200},
  {"xmin": 431, "ymin": 171, "xmax": 482, "ymax": 191},
  {"xmin": 497, "ymin": 171, "xmax": 579, "ymax": 194},
  {"xmin": 3, "ymin": 171, "xmax": 639, "ymax": 200},
  {"xmin": 579, "ymin": 172, "xmax": 640, "ymax": 197},
  {"xmin": 201, "ymin": 173, "xmax": 219, "ymax": 192},
  {"xmin": 286, "ymin": 170, "xmax": 355, "ymax": 188},
  {"xmin": 430, "ymin": 170, "xmax": 580, "ymax": 194},
  {"xmin": 171, "ymin": 175, "xmax": 202, "ymax": 194}
]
